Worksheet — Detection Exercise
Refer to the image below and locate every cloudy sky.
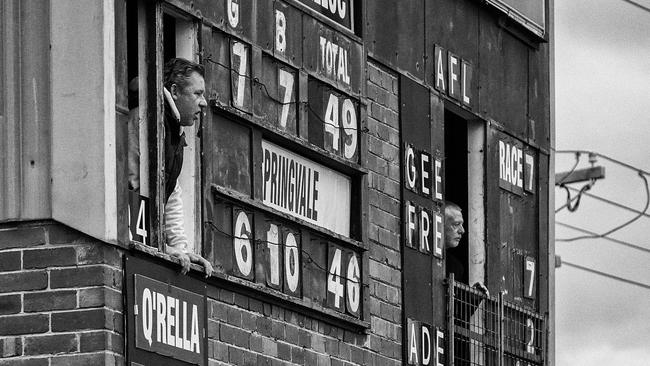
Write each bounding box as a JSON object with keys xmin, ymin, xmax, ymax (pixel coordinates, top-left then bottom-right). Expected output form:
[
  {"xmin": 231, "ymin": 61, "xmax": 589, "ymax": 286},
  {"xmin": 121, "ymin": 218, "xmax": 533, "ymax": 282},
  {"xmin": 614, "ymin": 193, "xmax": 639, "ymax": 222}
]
[{"xmin": 554, "ymin": 0, "xmax": 650, "ymax": 365}]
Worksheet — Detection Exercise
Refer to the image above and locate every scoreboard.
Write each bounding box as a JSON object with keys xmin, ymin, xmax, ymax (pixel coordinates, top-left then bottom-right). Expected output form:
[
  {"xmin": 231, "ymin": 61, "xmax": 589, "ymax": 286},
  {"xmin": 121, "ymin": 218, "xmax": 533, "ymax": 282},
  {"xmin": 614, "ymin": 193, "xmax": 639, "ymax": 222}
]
[{"xmin": 199, "ymin": 0, "xmax": 367, "ymax": 325}]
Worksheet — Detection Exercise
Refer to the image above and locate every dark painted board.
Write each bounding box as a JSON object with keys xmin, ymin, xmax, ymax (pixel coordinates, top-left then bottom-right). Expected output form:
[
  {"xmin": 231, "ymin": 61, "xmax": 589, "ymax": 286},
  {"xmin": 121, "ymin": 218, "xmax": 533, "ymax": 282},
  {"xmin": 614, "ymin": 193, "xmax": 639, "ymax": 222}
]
[
  {"xmin": 303, "ymin": 234, "xmax": 328, "ymax": 307},
  {"xmin": 254, "ymin": 54, "xmax": 280, "ymax": 128},
  {"xmin": 302, "ymin": 16, "xmax": 363, "ymax": 95},
  {"xmin": 478, "ymin": 22, "xmax": 529, "ymax": 140},
  {"xmin": 203, "ymin": 27, "xmax": 232, "ymax": 108},
  {"xmin": 485, "ymin": 127, "xmax": 502, "ymax": 295},
  {"xmin": 365, "ymin": 0, "xmax": 425, "ymax": 81},
  {"xmin": 273, "ymin": 1, "xmax": 304, "ymax": 67},
  {"xmin": 194, "ymin": 0, "xmax": 227, "ymax": 29},
  {"xmin": 125, "ymin": 254, "xmax": 208, "ymax": 366},
  {"xmin": 424, "ymin": 0, "xmax": 479, "ymax": 95},
  {"xmin": 209, "ymin": 114, "xmax": 252, "ymax": 196},
  {"xmin": 528, "ymin": 44, "xmax": 550, "ymax": 150}
]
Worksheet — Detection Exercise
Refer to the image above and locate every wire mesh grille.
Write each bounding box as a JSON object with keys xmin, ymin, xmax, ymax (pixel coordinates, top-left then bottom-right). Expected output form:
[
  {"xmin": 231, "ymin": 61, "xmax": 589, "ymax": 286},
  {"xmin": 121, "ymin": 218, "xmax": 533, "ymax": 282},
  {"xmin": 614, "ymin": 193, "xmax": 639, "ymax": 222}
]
[{"xmin": 448, "ymin": 279, "xmax": 545, "ymax": 366}]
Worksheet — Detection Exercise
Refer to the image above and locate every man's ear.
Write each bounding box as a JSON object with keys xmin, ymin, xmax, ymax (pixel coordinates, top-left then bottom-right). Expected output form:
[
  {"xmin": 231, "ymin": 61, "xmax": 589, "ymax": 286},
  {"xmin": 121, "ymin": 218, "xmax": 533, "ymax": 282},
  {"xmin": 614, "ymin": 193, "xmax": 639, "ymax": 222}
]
[{"xmin": 169, "ymin": 83, "xmax": 180, "ymax": 99}]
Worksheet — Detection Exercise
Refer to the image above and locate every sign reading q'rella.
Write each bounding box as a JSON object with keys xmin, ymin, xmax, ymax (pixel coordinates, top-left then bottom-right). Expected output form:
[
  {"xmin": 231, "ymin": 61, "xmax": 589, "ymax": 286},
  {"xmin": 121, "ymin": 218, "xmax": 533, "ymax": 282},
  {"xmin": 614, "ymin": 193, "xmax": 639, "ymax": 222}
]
[{"xmin": 134, "ymin": 274, "xmax": 205, "ymax": 365}]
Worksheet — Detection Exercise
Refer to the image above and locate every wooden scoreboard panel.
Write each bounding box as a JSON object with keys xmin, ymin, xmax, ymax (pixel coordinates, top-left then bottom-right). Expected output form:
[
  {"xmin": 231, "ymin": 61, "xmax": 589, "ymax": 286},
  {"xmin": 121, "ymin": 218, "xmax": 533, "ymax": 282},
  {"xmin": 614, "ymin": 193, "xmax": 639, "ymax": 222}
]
[{"xmin": 201, "ymin": 0, "xmax": 365, "ymax": 321}]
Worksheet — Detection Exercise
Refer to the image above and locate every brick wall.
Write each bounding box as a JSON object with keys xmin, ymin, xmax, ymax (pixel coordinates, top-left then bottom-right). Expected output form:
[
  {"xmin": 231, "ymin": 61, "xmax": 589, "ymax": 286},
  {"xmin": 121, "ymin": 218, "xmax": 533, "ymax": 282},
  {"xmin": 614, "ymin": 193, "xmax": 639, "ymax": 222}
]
[
  {"xmin": 203, "ymin": 60, "xmax": 403, "ymax": 366},
  {"xmin": 0, "ymin": 222, "xmax": 124, "ymax": 366}
]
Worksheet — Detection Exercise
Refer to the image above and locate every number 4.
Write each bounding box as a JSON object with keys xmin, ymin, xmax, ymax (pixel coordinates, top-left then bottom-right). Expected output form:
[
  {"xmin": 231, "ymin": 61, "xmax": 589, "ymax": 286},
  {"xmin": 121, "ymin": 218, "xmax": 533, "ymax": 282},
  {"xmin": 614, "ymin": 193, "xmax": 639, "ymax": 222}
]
[{"xmin": 327, "ymin": 247, "xmax": 344, "ymax": 311}]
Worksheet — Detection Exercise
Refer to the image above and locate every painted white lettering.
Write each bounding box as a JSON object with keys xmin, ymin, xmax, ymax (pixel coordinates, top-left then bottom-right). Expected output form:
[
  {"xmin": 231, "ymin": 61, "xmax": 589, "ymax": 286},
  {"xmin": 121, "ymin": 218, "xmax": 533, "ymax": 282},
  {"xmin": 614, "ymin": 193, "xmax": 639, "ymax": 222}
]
[
  {"xmin": 517, "ymin": 148, "xmax": 523, "ymax": 188},
  {"xmin": 175, "ymin": 298, "xmax": 182, "ymax": 348},
  {"xmin": 227, "ymin": 0, "xmax": 239, "ymax": 28},
  {"xmin": 406, "ymin": 146, "xmax": 417, "ymax": 189},
  {"xmin": 436, "ymin": 329, "xmax": 445, "ymax": 366},
  {"xmin": 420, "ymin": 209, "xmax": 430, "ymax": 253},
  {"xmin": 409, "ymin": 322, "xmax": 419, "ymax": 364},
  {"xmin": 191, "ymin": 304, "xmax": 200, "ymax": 353},
  {"xmin": 422, "ymin": 325, "xmax": 431, "ymax": 365},
  {"xmin": 408, "ymin": 202, "xmax": 416, "ymax": 247},
  {"xmin": 436, "ymin": 49, "xmax": 446, "ymax": 91},
  {"xmin": 499, "ymin": 140, "xmax": 506, "ymax": 181},
  {"xmin": 462, "ymin": 62, "xmax": 471, "ymax": 105},
  {"xmin": 156, "ymin": 292, "xmax": 166, "ymax": 344},
  {"xmin": 434, "ymin": 212, "xmax": 443, "ymax": 257},
  {"xmin": 434, "ymin": 159, "xmax": 443, "ymax": 201},
  {"xmin": 142, "ymin": 288, "xmax": 153, "ymax": 346},
  {"xmin": 167, "ymin": 296, "xmax": 175, "ymax": 346},
  {"xmin": 275, "ymin": 10, "xmax": 286, "ymax": 53},
  {"xmin": 183, "ymin": 301, "xmax": 191, "ymax": 351},
  {"xmin": 421, "ymin": 153, "xmax": 430, "ymax": 195}
]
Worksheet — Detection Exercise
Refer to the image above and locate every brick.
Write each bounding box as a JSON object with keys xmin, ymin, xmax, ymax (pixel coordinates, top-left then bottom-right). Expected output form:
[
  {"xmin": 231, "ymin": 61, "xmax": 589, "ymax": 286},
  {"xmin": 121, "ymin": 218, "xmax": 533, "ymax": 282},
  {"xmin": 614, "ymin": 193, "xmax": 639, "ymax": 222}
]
[
  {"xmin": 256, "ymin": 316, "xmax": 272, "ymax": 337},
  {"xmin": 76, "ymin": 244, "xmax": 122, "ymax": 267},
  {"xmin": 50, "ymin": 265, "xmax": 120, "ymax": 289},
  {"xmin": 291, "ymin": 345, "xmax": 305, "ymax": 364},
  {"xmin": 261, "ymin": 337, "xmax": 277, "ymax": 357},
  {"xmin": 0, "ymin": 294, "xmax": 21, "ymax": 315},
  {"xmin": 50, "ymin": 353, "xmax": 106, "ymax": 366},
  {"xmin": 226, "ymin": 306, "xmax": 242, "ymax": 327},
  {"xmin": 0, "ymin": 226, "xmax": 46, "ymax": 250},
  {"xmin": 24, "ymin": 333, "xmax": 78, "ymax": 355},
  {"xmin": 51, "ymin": 308, "xmax": 110, "ymax": 332},
  {"xmin": 209, "ymin": 301, "xmax": 228, "ymax": 321},
  {"xmin": 46, "ymin": 223, "xmax": 93, "ymax": 245},
  {"xmin": 78, "ymin": 287, "xmax": 122, "ymax": 310},
  {"xmin": 271, "ymin": 320, "xmax": 284, "ymax": 339},
  {"xmin": 242, "ymin": 349, "xmax": 257, "ymax": 366},
  {"xmin": 219, "ymin": 323, "xmax": 250, "ymax": 348},
  {"xmin": 0, "ymin": 337, "xmax": 22, "ymax": 357},
  {"xmin": 80, "ymin": 331, "xmax": 124, "ymax": 353},
  {"xmin": 228, "ymin": 346, "xmax": 244, "ymax": 365},
  {"xmin": 0, "ymin": 314, "xmax": 48, "ymax": 335},
  {"xmin": 249, "ymin": 333, "xmax": 263, "ymax": 353},
  {"xmin": 23, "ymin": 247, "xmax": 77, "ymax": 269},
  {"xmin": 0, "ymin": 271, "xmax": 47, "ymax": 293},
  {"xmin": 0, "ymin": 251, "xmax": 21, "ymax": 271},
  {"xmin": 277, "ymin": 341, "xmax": 291, "ymax": 361},
  {"xmin": 211, "ymin": 340, "xmax": 228, "ymax": 361},
  {"xmin": 0, "ymin": 358, "xmax": 48, "ymax": 366},
  {"xmin": 24, "ymin": 290, "xmax": 77, "ymax": 312}
]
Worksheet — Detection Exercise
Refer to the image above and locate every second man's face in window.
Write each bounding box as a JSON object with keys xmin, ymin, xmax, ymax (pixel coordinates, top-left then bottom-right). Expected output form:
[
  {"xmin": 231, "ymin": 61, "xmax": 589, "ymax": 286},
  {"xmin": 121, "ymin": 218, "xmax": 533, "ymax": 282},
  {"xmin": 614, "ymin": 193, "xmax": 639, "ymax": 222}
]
[
  {"xmin": 444, "ymin": 206, "xmax": 465, "ymax": 249},
  {"xmin": 172, "ymin": 71, "xmax": 207, "ymax": 126}
]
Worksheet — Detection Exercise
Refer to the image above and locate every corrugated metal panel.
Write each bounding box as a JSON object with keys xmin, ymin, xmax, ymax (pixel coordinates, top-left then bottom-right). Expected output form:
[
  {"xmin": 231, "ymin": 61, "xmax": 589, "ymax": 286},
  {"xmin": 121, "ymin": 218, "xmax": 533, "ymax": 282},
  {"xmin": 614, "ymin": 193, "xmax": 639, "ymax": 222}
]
[{"xmin": 1, "ymin": 0, "xmax": 52, "ymax": 221}]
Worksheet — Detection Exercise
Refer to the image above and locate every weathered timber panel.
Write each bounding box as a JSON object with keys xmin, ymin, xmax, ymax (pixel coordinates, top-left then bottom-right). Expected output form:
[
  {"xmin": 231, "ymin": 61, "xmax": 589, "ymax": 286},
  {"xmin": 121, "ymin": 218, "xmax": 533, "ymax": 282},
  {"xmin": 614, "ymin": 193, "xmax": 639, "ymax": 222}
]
[
  {"xmin": 366, "ymin": 0, "xmax": 425, "ymax": 81},
  {"xmin": 478, "ymin": 21, "xmax": 529, "ymax": 141},
  {"xmin": 424, "ymin": 0, "xmax": 479, "ymax": 95},
  {"xmin": 528, "ymin": 44, "xmax": 551, "ymax": 150}
]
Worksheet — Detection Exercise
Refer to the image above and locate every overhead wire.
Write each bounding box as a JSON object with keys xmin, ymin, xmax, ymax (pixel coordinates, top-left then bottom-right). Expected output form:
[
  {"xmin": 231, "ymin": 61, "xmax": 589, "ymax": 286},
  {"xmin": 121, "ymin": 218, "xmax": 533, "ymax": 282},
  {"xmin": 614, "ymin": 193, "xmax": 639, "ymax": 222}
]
[
  {"xmin": 562, "ymin": 185, "xmax": 650, "ymax": 220},
  {"xmin": 556, "ymin": 221, "xmax": 650, "ymax": 255},
  {"xmin": 619, "ymin": 0, "xmax": 650, "ymax": 14},
  {"xmin": 561, "ymin": 260, "xmax": 650, "ymax": 291},
  {"xmin": 557, "ymin": 171, "xmax": 649, "ymax": 242}
]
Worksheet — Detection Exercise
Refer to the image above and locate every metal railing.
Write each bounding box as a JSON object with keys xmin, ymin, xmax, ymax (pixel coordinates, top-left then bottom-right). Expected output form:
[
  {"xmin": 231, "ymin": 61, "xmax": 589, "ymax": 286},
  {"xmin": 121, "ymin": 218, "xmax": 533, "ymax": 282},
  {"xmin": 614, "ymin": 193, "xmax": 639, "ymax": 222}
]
[{"xmin": 446, "ymin": 275, "xmax": 546, "ymax": 366}]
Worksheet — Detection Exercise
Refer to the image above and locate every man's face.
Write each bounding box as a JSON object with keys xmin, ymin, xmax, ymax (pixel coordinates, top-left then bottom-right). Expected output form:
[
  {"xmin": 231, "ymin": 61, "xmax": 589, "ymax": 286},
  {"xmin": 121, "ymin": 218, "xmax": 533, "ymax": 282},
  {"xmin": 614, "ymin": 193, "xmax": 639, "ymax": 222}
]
[
  {"xmin": 444, "ymin": 207, "xmax": 465, "ymax": 249},
  {"xmin": 171, "ymin": 71, "xmax": 207, "ymax": 126}
]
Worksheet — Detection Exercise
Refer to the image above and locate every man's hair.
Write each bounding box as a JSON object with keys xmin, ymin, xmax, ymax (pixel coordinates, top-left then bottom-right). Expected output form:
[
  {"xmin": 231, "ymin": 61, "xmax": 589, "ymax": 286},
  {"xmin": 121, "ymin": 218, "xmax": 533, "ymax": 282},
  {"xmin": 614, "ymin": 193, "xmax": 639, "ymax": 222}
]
[
  {"xmin": 163, "ymin": 58, "xmax": 205, "ymax": 90},
  {"xmin": 444, "ymin": 201, "xmax": 462, "ymax": 214}
]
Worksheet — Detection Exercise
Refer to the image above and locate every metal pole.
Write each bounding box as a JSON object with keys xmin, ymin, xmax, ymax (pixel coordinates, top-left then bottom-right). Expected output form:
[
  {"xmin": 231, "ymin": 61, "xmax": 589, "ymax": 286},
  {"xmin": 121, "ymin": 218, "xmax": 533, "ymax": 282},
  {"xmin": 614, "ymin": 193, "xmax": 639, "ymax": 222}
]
[
  {"xmin": 447, "ymin": 274, "xmax": 455, "ymax": 366},
  {"xmin": 498, "ymin": 292, "xmax": 504, "ymax": 366}
]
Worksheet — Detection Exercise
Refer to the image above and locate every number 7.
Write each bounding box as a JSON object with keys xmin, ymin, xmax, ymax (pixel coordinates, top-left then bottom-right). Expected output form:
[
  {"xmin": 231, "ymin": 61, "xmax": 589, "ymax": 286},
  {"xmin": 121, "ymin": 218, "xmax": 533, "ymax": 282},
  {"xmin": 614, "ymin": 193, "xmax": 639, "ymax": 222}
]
[{"xmin": 278, "ymin": 69, "xmax": 294, "ymax": 128}]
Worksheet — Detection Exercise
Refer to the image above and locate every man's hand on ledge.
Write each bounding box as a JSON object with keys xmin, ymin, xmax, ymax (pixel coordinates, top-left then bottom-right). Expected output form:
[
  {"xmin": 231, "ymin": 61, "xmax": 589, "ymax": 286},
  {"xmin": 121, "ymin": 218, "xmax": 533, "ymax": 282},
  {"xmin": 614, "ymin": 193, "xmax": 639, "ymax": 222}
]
[
  {"xmin": 187, "ymin": 252, "xmax": 214, "ymax": 278},
  {"xmin": 168, "ymin": 249, "xmax": 214, "ymax": 278},
  {"xmin": 473, "ymin": 281, "xmax": 490, "ymax": 298}
]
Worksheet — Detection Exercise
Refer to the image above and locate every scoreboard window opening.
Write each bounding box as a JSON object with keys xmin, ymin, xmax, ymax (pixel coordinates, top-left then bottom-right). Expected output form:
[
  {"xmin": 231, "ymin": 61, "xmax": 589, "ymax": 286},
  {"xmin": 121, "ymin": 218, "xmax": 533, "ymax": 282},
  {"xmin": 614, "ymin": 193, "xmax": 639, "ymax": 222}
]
[
  {"xmin": 444, "ymin": 110, "xmax": 486, "ymax": 289},
  {"xmin": 125, "ymin": 1, "xmax": 204, "ymax": 257}
]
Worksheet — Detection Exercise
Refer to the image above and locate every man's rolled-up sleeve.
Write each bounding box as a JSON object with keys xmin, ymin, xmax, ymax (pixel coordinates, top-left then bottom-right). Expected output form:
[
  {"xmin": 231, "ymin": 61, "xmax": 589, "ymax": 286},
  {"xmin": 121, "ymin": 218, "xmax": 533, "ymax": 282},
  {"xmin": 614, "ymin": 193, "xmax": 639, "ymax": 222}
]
[{"xmin": 164, "ymin": 181, "xmax": 188, "ymax": 254}]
